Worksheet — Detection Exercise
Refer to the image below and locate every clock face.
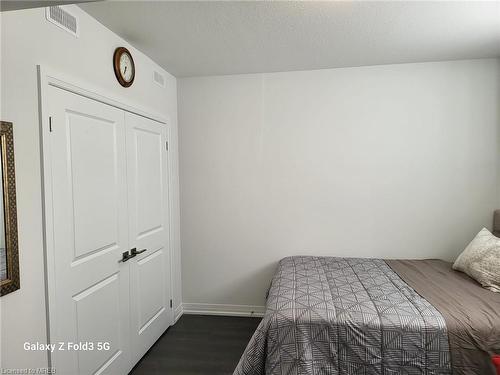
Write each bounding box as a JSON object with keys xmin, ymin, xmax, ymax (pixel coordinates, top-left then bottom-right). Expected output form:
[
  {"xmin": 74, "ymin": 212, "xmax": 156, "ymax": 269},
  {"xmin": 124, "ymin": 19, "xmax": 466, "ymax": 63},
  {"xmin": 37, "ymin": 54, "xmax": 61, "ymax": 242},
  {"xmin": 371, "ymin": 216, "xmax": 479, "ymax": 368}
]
[
  {"xmin": 120, "ymin": 52, "xmax": 133, "ymax": 83},
  {"xmin": 113, "ymin": 47, "xmax": 135, "ymax": 87}
]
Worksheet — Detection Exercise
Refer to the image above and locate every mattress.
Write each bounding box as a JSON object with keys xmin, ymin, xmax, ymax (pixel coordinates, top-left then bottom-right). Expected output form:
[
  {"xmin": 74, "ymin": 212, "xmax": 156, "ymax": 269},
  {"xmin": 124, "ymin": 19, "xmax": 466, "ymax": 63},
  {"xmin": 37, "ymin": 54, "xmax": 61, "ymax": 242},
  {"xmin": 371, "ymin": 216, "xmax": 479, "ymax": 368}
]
[{"xmin": 234, "ymin": 256, "xmax": 500, "ymax": 375}]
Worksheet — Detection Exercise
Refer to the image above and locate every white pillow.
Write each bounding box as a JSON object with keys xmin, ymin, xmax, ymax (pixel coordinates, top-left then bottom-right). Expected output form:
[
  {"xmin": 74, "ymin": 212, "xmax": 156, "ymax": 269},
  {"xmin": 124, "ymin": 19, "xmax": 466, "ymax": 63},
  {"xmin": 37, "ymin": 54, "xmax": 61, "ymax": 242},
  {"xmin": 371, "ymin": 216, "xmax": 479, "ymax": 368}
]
[{"xmin": 453, "ymin": 228, "xmax": 500, "ymax": 293}]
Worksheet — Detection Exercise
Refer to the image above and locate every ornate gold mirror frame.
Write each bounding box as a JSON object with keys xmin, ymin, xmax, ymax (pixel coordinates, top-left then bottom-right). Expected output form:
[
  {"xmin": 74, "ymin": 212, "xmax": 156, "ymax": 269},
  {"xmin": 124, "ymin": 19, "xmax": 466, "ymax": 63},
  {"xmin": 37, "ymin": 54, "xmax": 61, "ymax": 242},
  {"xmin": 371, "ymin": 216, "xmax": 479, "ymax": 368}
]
[{"xmin": 0, "ymin": 121, "xmax": 19, "ymax": 296}]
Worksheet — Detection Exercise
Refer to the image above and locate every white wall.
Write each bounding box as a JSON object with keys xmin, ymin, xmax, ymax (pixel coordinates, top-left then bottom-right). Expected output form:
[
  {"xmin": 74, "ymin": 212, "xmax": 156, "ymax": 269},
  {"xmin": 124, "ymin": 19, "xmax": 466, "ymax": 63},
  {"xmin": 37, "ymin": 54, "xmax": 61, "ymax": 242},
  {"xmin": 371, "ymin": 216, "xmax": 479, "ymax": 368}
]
[
  {"xmin": 0, "ymin": 6, "xmax": 182, "ymax": 369},
  {"xmin": 179, "ymin": 59, "xmax": 500, "ymax": 309}
]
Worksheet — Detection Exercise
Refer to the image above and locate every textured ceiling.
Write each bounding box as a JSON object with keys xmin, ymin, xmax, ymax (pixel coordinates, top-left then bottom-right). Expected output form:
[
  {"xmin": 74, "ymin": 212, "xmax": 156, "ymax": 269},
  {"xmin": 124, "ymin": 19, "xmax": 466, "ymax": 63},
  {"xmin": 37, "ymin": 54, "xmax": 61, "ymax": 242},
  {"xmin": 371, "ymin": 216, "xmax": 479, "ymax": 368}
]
[
  {"xmin": 80, "ymin": 1, "xmax": 500, "ymax": 77},
  {"xmin": 1, "ymin": 1, "xmax": 98, "ymax": 12}
]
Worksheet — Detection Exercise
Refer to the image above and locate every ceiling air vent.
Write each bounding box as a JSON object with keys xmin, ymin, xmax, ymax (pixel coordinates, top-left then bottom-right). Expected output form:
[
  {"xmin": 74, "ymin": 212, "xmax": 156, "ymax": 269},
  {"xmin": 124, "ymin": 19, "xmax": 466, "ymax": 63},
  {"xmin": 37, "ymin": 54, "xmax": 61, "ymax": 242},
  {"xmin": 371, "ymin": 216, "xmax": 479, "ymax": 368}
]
[
  {"xmin": 46, "ymin": 6, "xmax": 78, "ymax": 37},
  {"xmin": 153, "ymin": 70, "xmax": 166, "ymax": 88}
]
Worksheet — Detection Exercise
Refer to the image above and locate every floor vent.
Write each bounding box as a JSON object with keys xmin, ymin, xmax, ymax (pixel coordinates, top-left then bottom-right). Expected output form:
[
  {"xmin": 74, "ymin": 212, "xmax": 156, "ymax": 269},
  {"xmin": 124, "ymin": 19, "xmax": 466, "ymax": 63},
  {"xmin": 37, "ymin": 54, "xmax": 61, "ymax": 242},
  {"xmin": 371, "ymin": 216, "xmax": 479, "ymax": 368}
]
[
  {"xmin": 46, "ymin": 6, "xmax": 79, "ymax": 37},
  {"xmin": 153, "ymin": 70, "xmax": 166, "ymax": 88}
]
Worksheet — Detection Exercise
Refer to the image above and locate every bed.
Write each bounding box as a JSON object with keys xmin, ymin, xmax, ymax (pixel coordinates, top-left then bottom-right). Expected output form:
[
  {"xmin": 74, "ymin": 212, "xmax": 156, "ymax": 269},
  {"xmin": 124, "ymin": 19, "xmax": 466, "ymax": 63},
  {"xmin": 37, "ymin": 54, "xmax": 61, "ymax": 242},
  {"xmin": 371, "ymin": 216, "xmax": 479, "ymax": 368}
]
[{"xmin": 234, "ymin": 212, "xmax": 500, "ymax": 375}]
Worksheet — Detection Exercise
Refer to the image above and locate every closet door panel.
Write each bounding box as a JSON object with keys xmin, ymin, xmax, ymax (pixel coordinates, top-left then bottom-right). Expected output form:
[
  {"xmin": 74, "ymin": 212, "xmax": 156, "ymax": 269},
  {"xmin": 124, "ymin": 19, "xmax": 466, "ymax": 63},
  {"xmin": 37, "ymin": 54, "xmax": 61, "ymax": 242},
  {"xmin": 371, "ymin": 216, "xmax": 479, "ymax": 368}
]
[
  {"xmin": 47, "ymin": 87, "xmax": 131, "ymax": 375},
  {"xmin": 136, "ymin": 249, "xmax": 165, "ymax": 328},
  {"xmin": 73, "ymin": 274, "xmax": 121, "ymax": 375},
  {"xmin": 135, "ymin": 128, "xmax": 163, "ymax": 236},
  {"xmin": 69, "ymin": 113, "xmax": 119, "ymax": 259},
  {"xmin": 125, "ymin": 112, "xmax": 172, "ymax": 364}
]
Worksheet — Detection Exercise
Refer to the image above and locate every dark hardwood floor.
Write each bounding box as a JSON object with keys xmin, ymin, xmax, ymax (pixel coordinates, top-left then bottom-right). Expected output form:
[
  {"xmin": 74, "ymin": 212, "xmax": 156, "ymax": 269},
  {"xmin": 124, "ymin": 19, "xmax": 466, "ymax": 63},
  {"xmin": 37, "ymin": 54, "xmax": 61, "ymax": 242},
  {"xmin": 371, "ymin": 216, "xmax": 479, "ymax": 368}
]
[{"xmin": 130, "ymin": 314, "xmax": 261, "ymax": 375}]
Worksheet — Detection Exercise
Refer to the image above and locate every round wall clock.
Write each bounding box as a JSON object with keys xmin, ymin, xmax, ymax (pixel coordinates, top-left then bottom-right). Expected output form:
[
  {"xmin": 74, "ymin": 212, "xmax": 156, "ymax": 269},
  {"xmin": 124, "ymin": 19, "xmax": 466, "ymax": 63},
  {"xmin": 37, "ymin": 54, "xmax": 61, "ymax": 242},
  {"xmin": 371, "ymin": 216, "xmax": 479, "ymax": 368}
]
[{"xmin": 113, "ymin": 47, "xmax": 135, "ymax": 87}]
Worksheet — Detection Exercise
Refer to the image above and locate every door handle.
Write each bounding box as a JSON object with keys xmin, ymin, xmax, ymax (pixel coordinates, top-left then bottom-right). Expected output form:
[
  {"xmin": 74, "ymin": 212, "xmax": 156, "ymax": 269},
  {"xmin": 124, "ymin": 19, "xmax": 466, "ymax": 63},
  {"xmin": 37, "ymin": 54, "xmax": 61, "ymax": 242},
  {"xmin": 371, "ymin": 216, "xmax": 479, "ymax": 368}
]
[
  {"xmin": 118, "ymin": 251, "xmax": 136, "ymax": 263},
  {"xmin": 131, "ymin": 248, "xmax": 147, "ymax": 256}
]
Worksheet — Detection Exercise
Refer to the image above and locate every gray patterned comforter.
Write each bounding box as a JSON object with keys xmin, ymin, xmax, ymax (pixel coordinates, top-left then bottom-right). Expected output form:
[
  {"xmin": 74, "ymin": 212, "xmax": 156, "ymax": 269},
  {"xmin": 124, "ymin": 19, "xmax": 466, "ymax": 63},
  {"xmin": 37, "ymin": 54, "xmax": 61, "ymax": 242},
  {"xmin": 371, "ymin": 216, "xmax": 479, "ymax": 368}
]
[{"xmin": 234, "ymin": 256, "xmax": 452, "ymax": 375}]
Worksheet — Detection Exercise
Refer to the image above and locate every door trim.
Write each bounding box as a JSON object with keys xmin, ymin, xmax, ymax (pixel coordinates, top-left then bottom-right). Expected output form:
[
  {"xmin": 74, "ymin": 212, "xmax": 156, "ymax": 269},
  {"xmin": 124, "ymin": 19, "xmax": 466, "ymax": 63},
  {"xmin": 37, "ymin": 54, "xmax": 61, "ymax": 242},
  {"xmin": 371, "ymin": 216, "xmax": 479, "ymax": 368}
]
[
  {"xmin": 38, "ymin": 66, "xmax": 167, "ymax": 124},
  {"xmin": 37, "ymin": 65, "xmax": 175, "ymax": 370}
]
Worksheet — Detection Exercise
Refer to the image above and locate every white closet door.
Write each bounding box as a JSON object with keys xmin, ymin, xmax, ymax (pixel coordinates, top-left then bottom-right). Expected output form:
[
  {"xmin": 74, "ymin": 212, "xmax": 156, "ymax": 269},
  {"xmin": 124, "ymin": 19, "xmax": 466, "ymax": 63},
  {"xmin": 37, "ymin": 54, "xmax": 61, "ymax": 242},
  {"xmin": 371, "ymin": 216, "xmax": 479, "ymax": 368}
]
[
  {"xmin": 125, "ymin": 112, "xmax": 172, "ymax": 364},
  {"xmin": 47, "ymin": 87, "xmax": 131, "ymax": 374}
]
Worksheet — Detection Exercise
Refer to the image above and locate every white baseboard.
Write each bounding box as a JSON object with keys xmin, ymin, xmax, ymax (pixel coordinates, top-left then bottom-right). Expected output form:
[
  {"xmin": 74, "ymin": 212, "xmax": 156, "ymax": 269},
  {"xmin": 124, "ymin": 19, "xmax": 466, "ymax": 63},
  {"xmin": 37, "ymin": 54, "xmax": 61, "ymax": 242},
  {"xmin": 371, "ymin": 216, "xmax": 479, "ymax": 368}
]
[
  {"xmin": 182, "ymin": 303, "xmax": 265, "ymax": 317},
  {"xmin": 173, "ymin": 304, "xmax": 183, "ymax": 323}
]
